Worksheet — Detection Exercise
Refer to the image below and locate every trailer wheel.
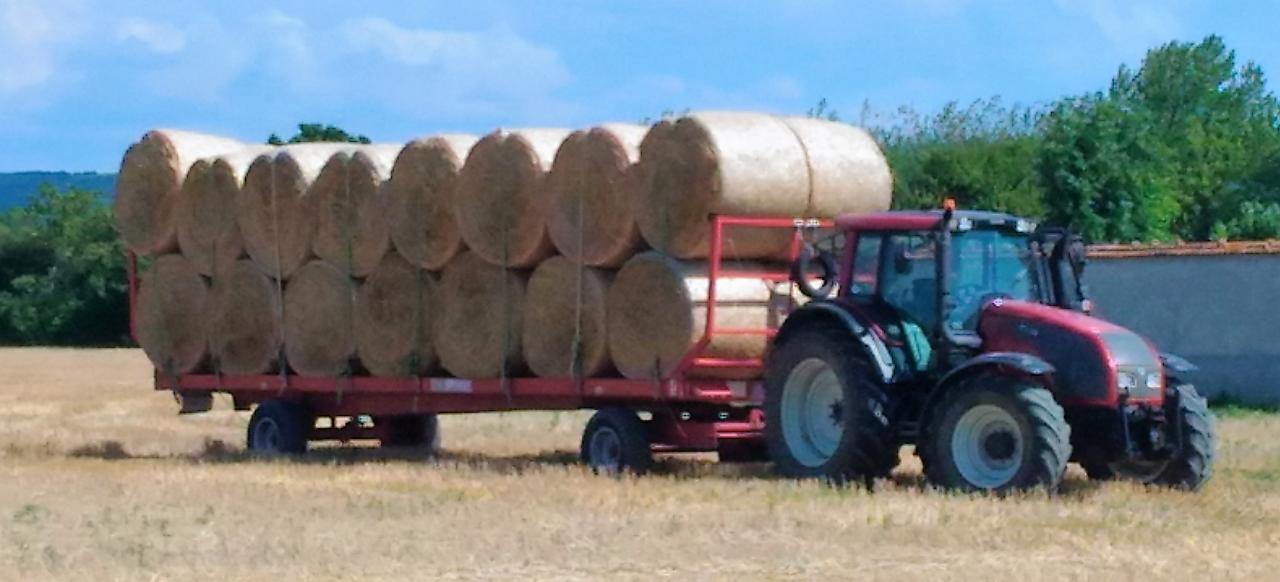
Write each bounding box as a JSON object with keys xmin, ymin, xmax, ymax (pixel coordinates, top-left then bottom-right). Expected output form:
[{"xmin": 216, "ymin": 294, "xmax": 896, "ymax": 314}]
[
  {"xmin": 246, "ymin": 400, "xmax": 310, "ymax": 456},
  {"xmin": 921, "ymin": 376, "xmax": 1071, "ymax": 492},
  {"xmin": 580, "ymin": 408, "xmax": 653, "ymax": 475},
  {"xmin": 379, "ymin": 414, "xmax": 441, "ymax": 453},
  {"xmin": 764, "ymin": 325, "xmax": 896, "ymax": 482}
]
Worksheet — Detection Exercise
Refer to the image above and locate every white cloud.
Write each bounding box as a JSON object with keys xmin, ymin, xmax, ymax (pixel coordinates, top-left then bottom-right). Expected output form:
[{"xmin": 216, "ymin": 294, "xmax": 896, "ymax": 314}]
[
  {"xmin": 0, "ymin": 0, "xmax": 86, "ymax": 95},
  {"xmin": 340, "ymin": 17, "xmax": 572, "ymax": 102},
  {"xmin": 1055, "ymin": 0, "xmax": 1182, "ymax": 57},
  {"xmin": 138, "ymin": 14, "xmax": 252, "ymax": 103},
  {"xmin": 253, "ymin": 9, "xmax": 321, "ymax": 93},
  {"xmin": 116, "ymin": 17, "xmax": 185, "ymax": 54}
]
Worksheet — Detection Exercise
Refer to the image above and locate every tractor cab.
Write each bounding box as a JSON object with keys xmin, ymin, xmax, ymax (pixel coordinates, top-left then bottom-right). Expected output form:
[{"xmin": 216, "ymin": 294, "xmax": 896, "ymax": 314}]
[{"xmin": 765, "ymin": 204, "xmax": 1216, "ymax": 492}]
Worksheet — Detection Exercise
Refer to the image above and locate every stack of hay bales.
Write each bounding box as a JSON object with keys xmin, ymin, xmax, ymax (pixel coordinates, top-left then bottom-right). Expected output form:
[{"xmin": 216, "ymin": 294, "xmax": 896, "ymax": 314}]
[{"xmin": 121, "ymin": 111, "xmax": 892, "ymax": 383}]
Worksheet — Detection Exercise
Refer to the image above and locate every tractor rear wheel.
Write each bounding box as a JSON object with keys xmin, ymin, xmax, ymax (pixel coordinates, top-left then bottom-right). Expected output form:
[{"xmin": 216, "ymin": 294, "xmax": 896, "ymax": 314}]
[
  {"xmin": 764, "ymin": 326, "xmax": 896, "ymax": 482},
  {"xmin": 922, "ymin": 376, "xmax": 1071, "ymax": 492}
]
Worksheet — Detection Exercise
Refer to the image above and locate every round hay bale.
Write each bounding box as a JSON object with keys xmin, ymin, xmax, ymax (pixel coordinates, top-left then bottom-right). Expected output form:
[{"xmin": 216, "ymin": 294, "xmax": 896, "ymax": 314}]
[
  {"xmin": 523, "ymin": 256, "xmax": 613, "ymax": 378},
  {"xmin": 545, "ymin": 124, "xmax": 647, "ymax": 267},
  {"xmin": 629, "ymin": 111, "xmax": 810, "ymax": 259},
  {"xmin": 136, "ymin": 254, "xmax": 209, "ymax": 374},
  {"xmin": 207, "ymin": 259, "xmax": 282, "ymax": 375},
  {"xmin": 284, "ymin": 260, "xmax": 356, "ymax": 377},
  {"xmin": 115, "ymin": 130, "xmax": 244, "ymax": 255},
  {"xmin": 608, "ymin": 251, "xmax": 789, "ymax": 380},
  {"xmin": 435, "ymin": 251, "xmax": 528, "ymax": 378},
  {"xmin": 176, "ymin": 147, "xmax": 272, "ymax": 276},
  {"xmin": 239, "ymin": 144, "xmax": 353, "ymax": 279},
  {"xmin": 386, "ymin": 134, "xmax": 478, "ymax": 270},
  {"xmin": 778, "ymin": 116, "xmax": 893, "ymax": 216},
  {"xmin": 355, "ymin": 254, "xmax": 438, "ymax": 377},
  {"xmin": 455, "ymin": 128, "xmax": 571, "ymax": 267},
  {"xmin": 311, "ymin": 144, "xmax": 404, "ymax": 277}
]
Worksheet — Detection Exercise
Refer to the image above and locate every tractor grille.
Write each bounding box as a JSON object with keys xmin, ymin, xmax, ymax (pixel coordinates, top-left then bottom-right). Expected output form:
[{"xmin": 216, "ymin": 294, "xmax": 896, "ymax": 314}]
[{"xmin": 1103, "ymin": 331, "xmax": 1163, "ymax": 399}]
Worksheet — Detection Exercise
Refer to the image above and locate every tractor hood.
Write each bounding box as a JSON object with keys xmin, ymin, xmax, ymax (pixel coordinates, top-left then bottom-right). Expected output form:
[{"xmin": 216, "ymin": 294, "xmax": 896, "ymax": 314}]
[{"xmin": 977, "ymin": 299, "xmax": 1164, "ymax": 407}]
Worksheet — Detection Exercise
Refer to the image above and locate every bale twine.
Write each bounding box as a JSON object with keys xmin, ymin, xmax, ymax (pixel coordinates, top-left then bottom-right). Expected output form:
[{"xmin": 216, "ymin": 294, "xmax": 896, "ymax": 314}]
[
  {"xmin": 545, "ymin": 124, "xmax": 647, "ymax": 267},
  {"xmin": 355, "ymin": 254, "xmax": 438, "ymax": 377},
  {"xmin": 135, "ymin": 254, "xmax": 209, "ymax": 374},
  {"xmin": 283, "ymin": 260, "xmax": 355, "ymax": 377},
  {"xmin": 608, "ymin": 251, "xmax": 790, "ymax": 380},
  {"xmin": 523, "ymin": 256, "xmax": 613, "ymax": 378},
  {"xmin": 778, "ymin": 116, "xmax": 893, "ymax": 216},
  {"xmin": 115, "ymin": 130, "xmax": 243, "ymax": 255},
  {"xmin": 176, "ymin": 147, "xmax": 272, "ymax": 276},
  {"xmin": 435, "ymin": 251, "xmax": 529, "ymax": 378},
  {"xmin": 311, "ymin": 144, "xmax": 404, "ymax": 277},
  {"xmin": 239, "ymin": 144, "xmax": 353, "ymax": 279},
  {"xmin": 386, "ymin": 134, "xmax": 478, "ymax": 270},
  {"xmin": 207, "ymin": 259, "xmax": 282, "ymax": 375},
  {"xmin": 455, "ymin": 128, "xmax": 571, "ymax": 267}
]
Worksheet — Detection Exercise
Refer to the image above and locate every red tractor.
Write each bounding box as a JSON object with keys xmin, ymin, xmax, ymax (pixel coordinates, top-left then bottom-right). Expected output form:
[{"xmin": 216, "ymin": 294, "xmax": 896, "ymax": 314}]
[{"xmin": 770, "ymin": 204, "xmax": 1217, "ymax": 491}]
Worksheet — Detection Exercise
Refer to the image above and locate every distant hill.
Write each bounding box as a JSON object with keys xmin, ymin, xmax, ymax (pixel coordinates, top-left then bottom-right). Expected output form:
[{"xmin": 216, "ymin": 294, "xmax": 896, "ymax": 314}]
[{"xmin": 0, "ymin": 172, "xmax": 116, "ymax": 210}]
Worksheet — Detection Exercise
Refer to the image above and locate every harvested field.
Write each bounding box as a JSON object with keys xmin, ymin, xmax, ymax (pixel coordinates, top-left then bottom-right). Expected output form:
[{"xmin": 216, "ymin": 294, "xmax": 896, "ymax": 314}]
[{"xmin": 1, "ymin": 348, "xmax": 1277, "ymax": 581}]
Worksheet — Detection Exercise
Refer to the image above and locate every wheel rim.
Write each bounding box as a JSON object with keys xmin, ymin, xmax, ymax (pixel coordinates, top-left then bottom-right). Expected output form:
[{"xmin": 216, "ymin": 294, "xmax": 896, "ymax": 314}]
[
  {"xmin": 252, "ymin": 417, "xmax": 282, "ymax": 453},
  {"xmin": 951, "ymin": 404, "xmax": 1024, "ymax": 489},
  {"xmin": 588, "ymin": 426, "xmax": 623, "ymax": 474},
  {"xmin": 780, "ymin": 358, "xmax": 845, "ymax": 468}
]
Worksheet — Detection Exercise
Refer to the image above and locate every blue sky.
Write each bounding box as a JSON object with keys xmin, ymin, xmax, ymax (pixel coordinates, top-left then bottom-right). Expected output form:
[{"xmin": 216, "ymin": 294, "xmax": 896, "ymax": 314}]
[{"xmin": 1, "ymin": 0, "xmax": 1275, "ymax": 172}]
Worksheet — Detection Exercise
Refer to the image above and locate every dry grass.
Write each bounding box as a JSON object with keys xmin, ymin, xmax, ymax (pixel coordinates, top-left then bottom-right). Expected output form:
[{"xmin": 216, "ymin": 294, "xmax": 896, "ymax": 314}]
[{"xmin": 1, "ymin": 348, "xmax": 1278, "ymax": 581}]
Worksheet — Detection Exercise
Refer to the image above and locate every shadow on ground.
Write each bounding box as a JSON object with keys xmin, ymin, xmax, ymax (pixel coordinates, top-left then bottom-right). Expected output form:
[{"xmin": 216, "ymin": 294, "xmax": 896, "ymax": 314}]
[{"xmin": 43, "ymin": 438, "xmax": 1105, "ymax": 497}]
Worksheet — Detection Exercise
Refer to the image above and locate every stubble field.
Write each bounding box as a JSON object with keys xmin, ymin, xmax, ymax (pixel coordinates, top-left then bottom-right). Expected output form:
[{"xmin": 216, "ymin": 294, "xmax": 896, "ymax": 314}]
[{"xmin": 1, "ymin": 348, "xmax": 1278, "ymax": 581}]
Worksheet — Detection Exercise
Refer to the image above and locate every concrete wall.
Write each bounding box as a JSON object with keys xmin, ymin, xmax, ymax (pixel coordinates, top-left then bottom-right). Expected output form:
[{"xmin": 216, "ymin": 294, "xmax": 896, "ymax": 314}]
[{"xmin": 1087, "ymin": 254, "xmax": 1280, "ymax": 405}]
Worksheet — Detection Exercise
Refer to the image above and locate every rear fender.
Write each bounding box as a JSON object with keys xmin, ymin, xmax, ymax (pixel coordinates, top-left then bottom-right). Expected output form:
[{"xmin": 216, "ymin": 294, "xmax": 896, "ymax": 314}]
[{"xmin": 774, "ymin": 301, "xmax": 895, "ymax": 383}]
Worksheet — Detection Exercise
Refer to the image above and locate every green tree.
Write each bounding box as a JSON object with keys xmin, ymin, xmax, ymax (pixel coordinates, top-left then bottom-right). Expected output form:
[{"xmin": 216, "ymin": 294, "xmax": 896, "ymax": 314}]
[
  {"xmin": 1040, "ymin": 35, "xmax": 1280, "ymax": 242},
  {"xmin": 1038, "ymin": 95, "xmax": 1176, "ymax": 242},
  {"xmin": 0, "ymin": 185, "xmax": 127, "ymax": 345},
  {"xmin": 267, "ymin": 123, "xmax": 372, "ymax": 145},
  {"xmin": 873, "ymin": 98, "xmax": 1046, "ymax": 216}
]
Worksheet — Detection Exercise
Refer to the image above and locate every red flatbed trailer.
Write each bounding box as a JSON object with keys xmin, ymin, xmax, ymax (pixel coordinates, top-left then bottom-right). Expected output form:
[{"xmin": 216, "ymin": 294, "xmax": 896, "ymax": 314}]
[{"xmin": 131, "ymin": 216, "xmax": 830, "ymax": 458}]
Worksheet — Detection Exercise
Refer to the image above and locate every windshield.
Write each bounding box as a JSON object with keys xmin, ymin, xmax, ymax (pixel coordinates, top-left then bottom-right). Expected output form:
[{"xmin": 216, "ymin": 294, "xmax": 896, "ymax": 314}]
[
  {"xmin": 868, "ymin": 228, "xmax": 1039, "ymax": 334},
  {"xmin": 947, "ymin": 229, "xmax": 1040, "ymax": 329}
]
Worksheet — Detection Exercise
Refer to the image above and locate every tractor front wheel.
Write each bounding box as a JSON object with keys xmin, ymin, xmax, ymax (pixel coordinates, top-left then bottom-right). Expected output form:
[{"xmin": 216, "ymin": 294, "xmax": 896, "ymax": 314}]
[
  {"xmin": 922, "ymin": 377, "xmax": 1071, "ymax": 492},
  {"xmin": 1099, "ymin": 382, "xmax": 1216, "ymax": 490}
]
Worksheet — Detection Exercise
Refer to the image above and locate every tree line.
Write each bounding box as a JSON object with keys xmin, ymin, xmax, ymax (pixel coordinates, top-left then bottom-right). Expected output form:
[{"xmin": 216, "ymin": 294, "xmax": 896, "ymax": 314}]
[{"xmin": 1, "ymin": 36, "xmax": 1276, "ymax": 346}]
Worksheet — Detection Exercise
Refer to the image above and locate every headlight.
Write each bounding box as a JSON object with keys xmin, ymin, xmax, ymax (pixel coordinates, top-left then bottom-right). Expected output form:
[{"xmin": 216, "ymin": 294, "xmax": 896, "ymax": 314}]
[{"xmin": 1117, "ymin": 371, "xmax": 1138, "ymax": 393}]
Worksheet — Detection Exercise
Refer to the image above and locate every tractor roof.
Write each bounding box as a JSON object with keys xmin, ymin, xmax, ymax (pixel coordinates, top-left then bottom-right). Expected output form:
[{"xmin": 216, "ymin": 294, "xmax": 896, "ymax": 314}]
[{"xmin": 835, "ymin": 210, "xmax": 1029, "ymax": 232}]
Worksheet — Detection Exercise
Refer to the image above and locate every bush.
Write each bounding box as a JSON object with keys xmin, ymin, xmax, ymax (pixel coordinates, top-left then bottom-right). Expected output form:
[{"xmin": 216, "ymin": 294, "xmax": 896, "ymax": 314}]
[{"xmin": 0, "ymin": 185, "xmax": 127, "ymax": 345}]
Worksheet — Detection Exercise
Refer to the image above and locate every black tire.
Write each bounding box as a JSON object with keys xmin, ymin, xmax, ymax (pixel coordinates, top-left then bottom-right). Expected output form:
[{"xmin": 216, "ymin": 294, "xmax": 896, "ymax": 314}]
[
  {"xmin": 790, "ymin": 245, "xmax": 838, "ymax": 299},
  {"xmin": 764, "ymin": 325, "xmax": 896, "ymax": 481},
  {"xmin": 1081, "ymin": 461, "xmax": 1115, "ymax": 481},
  {"xmin": 921, "ymin": 376, "xmax": 1071, "ymax": 492},
  {"xmin": 246, "ymin": 400, "xmax": 310, "ymax": 456},
  {"xmin": 1150, "ymin": 383, "xmax": 1216, "ymax": 490},
  {"xmin": 580, "ymin": 408, "xmax": 653, "ymax": 475},
  {"xmin": 379, "ymin": 414, "xmax": 441, "ymax": 453}
]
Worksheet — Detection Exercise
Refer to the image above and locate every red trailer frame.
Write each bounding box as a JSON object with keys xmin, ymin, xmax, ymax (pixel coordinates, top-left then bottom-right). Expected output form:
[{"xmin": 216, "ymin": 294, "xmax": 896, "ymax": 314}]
[{"xmin": 131, "ymin": 216, "xmax": 831, "ymax": 453}]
